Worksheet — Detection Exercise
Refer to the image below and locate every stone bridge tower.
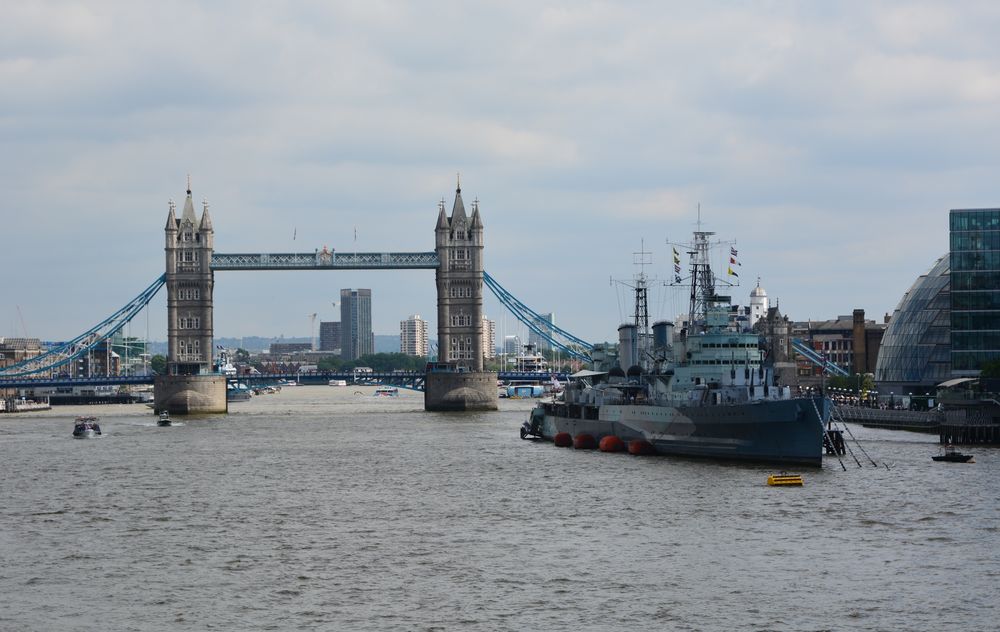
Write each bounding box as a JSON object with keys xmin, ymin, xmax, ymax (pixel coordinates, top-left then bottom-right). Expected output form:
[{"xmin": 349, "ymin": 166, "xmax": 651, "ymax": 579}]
[
  {"xmin": 425, "ymin": 180, "xmax": 498, "ymax": 411},
  {"xmin": 154, "ymin": 182, "xmax": 227, "ymax": 414},
  {"xmin": 435, "ymin": 182, "xmax": 484, "ymax": 370}
]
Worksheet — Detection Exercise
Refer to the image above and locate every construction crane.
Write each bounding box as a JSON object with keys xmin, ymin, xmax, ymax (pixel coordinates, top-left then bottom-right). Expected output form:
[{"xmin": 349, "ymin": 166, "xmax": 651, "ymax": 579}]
[{"xmin": 16, "ymin": 305, "xmax": 29, "ymax": 338}]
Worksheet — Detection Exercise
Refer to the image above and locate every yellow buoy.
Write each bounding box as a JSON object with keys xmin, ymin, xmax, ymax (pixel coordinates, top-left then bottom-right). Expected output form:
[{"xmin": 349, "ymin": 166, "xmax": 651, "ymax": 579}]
[{"xmin": 767, "ymin": 474, "xmax": 804, "ymax": 486}]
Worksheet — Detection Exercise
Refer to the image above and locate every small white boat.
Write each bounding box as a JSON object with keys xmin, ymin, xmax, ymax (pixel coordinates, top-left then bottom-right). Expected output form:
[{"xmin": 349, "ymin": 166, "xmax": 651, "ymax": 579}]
[
  {"xmin": 329, "ymin": 379, "xmax": 348, "ymax": 387},
  {"xmin": 72, "ymin": 416, "xmax": 102, "ymax": 439},
  {"xmin": 374, "ymin": 386, "xmax": 399, "ymax": 397},
  {"xmin": 157, "ymin": 411, "xmax": 172, "ymax": 426}
]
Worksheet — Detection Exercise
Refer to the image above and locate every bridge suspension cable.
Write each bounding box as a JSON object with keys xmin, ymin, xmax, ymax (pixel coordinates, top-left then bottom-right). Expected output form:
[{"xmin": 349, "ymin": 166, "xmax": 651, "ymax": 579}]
[
  {"xmin": 0, "ymin": 274, "xmax": 166, "ymax": 377},
  {"xmin": 482, "ymin": 271, "xmax": 593, "ymax": 362}
]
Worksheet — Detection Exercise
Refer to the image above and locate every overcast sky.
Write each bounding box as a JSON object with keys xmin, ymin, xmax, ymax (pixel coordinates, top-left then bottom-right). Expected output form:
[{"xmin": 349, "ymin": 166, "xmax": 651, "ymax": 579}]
[{"xmin": 3, "ymin": 1, "xmax": 999, "ymax": 346}]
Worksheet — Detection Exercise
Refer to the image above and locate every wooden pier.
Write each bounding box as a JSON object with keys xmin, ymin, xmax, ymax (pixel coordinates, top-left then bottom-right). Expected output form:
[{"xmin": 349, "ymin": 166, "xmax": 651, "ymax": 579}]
[{"xmin": 939, "ymin": 423, "xmax": 1000, "ymax": 445}]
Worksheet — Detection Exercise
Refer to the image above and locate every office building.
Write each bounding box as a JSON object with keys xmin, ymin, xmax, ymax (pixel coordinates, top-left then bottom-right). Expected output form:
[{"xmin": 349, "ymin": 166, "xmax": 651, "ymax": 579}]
[
  {"xmin": 0, "ymin": 338, "xmax": 42, "ymax": 398},
  {"xmin": 400, "ymin": 315, "xmax": 429, "ymax": 357},
  {"xmin": 503, "ymin": 335, "xmax": 521, "ymax": 356},
  {"xmin": 319, "ymin": 321, "xmax": 341, "ymax": 352},
  {"xmin": 341, "ymin": 288, "xmax": 373, "ymax": 360},
  {"xmin": 482, "ymin": 316, "xmax": 496, "ymax": 360},
  {"xmin": 950, "ymin": 208, "xmax": 1000, "ymax": 375}
]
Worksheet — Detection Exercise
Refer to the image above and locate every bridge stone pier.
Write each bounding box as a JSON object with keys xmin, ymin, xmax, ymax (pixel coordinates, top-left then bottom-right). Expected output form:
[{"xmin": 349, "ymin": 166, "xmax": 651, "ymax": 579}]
[{"xmin": 154, "ymin": 179, "xmax": 497, "ymax": 414}]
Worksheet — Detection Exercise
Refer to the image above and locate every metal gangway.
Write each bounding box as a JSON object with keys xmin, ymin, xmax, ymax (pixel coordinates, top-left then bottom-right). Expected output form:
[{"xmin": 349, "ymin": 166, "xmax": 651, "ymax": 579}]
[{"xmin": 791, "ymin": 338, "xmax": 849, "ymax": 377}]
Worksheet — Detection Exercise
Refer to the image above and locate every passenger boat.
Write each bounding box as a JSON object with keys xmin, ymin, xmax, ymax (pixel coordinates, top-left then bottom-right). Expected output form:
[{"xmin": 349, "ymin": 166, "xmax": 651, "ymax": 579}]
[
  {"xmin": 506, "ymin": 383, "xmax": 545, "ymax": 398},
  {"xmin": 72, "ymin": 416, "xmax": 102, "ymax": 439},
  {"xmin": 374, "ymin": 386, "xmax": 399, "ymax": 397},
  {"xmin": 157, "ymin": 411, "xmax": 172, "ymax": 426},
  {"xmin": 932, "ymin": 445, "xmax": 974, "ymax": 463},
  {"xmin": 521, "ymin": 228, "xmax": 830, "ymax": 467}
]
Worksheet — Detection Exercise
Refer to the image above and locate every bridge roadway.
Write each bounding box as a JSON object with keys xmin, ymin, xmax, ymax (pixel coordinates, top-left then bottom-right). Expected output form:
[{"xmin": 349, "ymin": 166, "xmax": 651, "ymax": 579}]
[{"xmin": 0, "ymin": 371, "xmax": 570, "ymax": 391}]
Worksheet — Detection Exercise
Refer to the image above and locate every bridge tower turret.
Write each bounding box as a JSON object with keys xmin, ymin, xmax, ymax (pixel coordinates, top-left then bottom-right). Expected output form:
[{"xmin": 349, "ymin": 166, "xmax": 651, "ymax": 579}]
[
  {"xmin": 426, "ymin": 177, "xmax": 497, "ymax": 411},
  {"xmin": 155, "ymin": 180, "xmax": 226, "ymax": 414},
  {"xmin": 435, "ymin": 179, "xmax": 484, "ymax": 370},
  {"xmin": 165, "ymin": 183, "xmax": 215, "ymax": 375}
]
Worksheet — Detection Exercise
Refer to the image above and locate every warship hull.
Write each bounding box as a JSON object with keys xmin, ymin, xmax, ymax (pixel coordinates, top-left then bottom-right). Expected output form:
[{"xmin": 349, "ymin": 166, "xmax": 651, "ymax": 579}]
[{"xmin": 531, "ymin": 396, "xmax": 829, "ymax": 467}]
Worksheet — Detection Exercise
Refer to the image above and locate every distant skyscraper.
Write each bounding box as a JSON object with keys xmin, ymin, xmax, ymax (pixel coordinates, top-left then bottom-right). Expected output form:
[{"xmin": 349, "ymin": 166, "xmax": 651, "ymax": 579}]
[
  {"xmin": 319, "ymin": 321, "xmax": 341, "ymax": 352},
  {"xmin": 504, "ymin": 334, "xmax": 521, "ymax": 355},
  {"xmin": 340, "ymin": 289, "xmax": 373, "ymax": 360},
  {"xmin": 481, "ymin": 316, "xmax": 496, "ymax": 360},
  {"xmin": 527, "ymin": 312, "xmax": 555, "ymax": 351},
  {"xmin": 400, "ymin": 314, "xmax": 429, "ymax": 357}
]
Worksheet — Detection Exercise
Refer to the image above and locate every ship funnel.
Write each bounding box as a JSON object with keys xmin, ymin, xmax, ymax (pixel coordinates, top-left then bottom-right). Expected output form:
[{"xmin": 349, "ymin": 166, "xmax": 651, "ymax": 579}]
[
  {"xmin": 652, "ymin": 320, "xmax": 674, "ymax": 352},
  {"xmin": 618, "ymin": 324, "xmax": 637, "ymax": 370}
]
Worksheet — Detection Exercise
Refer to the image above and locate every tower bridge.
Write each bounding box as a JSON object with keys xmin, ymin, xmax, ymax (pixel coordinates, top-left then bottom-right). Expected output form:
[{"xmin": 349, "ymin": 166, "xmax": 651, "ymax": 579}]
[
  {"xmin": 156, "ymin": 179, "xmax": 496, "ymax": 414},
  {"xmin": 1, "ymin": 178, "xmax": 595, "ymax": 412}
]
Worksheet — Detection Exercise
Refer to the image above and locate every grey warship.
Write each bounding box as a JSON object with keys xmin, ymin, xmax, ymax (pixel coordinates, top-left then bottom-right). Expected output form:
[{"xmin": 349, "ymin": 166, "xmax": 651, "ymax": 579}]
[{"xmin": 523, "ymin": 229, "xmax": 830, "ymax": 467}]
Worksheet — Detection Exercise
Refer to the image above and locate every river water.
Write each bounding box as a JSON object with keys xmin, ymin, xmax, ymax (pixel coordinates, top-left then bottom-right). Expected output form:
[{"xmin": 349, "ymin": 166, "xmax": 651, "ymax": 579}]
[{"xmin": 1, "ymin": 386, "xmax": 997, "ymax": 631}]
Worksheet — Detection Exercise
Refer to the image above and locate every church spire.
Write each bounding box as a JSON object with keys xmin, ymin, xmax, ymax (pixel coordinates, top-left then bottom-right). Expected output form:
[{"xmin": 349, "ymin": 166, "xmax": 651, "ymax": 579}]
[
  {"xmin": 436, "ymin": 197, "xmax": 449, "ymax": 230},
  {"xmin": 470, "ymin": 197, "xmax": 483, "ymax": 229},
  {"xmin": 450, "ymin": 175, "xmax": 467, "ymax": 223},
  {"xmin": 165, "ymin": 198, "xmax": 178, "ymax": 231},
  {"xmin": 199, "ymin": 197, "xmax": 213, "ymax": 232},
  {"xmin": 180, "ymin": 177, "xmax": 197, "ymax": 225}
]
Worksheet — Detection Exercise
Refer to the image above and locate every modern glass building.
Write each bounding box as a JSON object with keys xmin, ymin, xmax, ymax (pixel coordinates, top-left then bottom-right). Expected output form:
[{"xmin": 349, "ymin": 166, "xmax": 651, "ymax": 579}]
[
  {"xmin": 950, "ymin": 208, "xmax": 1000, "ymax": 375},
  {"xmin": 527, "ymin": 312, "xmax": 555, "ymax": 351},
  {"xmin": 874, "ymin": 255, "xmax": 951, "ymax": 395}
]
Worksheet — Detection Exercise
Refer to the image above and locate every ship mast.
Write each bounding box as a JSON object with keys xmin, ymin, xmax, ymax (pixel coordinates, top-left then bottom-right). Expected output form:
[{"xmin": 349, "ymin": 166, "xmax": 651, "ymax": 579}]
[
  {"xmin": 612, "ymin": 242, "xmax": 653, "ymax": 369},
  {"xmin": 633, "ymin": 242, "xmax": 650, "ymax": 338},
  {"xmin": 688, "ymin": 230, "xmax": 716, "ymax": 332}
]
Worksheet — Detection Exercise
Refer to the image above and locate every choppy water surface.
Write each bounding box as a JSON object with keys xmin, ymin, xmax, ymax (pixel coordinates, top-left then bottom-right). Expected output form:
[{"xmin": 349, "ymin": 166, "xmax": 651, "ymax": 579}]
[{"xmin": 2, "ymin": 386, "xmax": 997, "ymax": 631}]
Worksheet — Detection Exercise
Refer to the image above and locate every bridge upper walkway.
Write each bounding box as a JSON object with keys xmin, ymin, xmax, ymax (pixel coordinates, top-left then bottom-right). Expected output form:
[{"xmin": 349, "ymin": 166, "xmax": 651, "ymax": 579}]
[{"xmin": 211, "ymin": 252, "xmax": 439, "ymax": 270}]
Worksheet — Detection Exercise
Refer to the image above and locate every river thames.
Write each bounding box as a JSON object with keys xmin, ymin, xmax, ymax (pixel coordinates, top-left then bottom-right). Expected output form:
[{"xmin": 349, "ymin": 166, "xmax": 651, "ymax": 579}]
[{"xmin": 1, "ymin": 386, "xmax": 997, "ymax": 631}]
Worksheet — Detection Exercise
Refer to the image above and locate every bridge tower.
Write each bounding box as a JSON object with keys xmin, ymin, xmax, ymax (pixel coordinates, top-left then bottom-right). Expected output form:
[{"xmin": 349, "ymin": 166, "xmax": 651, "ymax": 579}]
[
  {"xmin": 425, "ymin": 180, "xmax": 498, "ymax": 411},
  {"xmin": 153, "ymin": 182, "xmax": 227, "ymax": 414}
]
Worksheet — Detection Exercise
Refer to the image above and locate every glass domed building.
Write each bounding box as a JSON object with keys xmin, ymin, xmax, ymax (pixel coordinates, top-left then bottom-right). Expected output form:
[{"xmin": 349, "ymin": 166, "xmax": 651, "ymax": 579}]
[{"xmin": 874, "ymin": 254, "xmax": 951, "ymax": 396}]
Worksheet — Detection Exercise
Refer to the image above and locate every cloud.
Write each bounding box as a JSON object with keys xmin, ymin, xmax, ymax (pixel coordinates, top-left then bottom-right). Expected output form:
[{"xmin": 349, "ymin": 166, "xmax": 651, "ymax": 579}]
[{"xmin": 3, "ymin": 1, "xmax": 1000, "ymax": 342}]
